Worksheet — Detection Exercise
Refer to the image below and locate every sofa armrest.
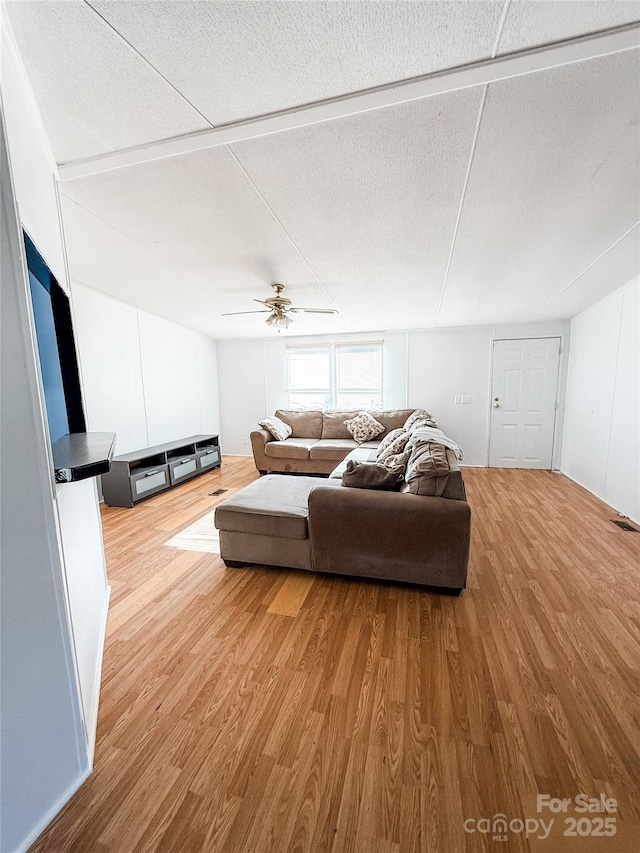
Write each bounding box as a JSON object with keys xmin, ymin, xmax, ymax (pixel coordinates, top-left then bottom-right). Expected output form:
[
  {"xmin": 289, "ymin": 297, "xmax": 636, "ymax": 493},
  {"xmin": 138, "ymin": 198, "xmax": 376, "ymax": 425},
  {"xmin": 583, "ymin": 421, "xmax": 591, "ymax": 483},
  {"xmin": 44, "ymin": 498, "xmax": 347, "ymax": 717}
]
[
  {"xmin": 250, "ymin": 429, "xmax": 273, "ymax": 473},
  {"xmin": 308, "ymin": 486, "xmax": 471, "ymax": 589}
]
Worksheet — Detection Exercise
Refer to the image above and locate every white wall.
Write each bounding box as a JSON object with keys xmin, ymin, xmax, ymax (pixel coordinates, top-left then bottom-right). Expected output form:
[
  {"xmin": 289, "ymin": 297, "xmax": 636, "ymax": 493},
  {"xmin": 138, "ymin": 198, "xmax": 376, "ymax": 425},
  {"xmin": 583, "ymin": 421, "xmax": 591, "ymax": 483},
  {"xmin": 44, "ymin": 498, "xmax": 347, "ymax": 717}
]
[
  {"xmin": 70, "ymin": 286, "xmax": 148, "ymax": 452},
  {"xmin": 216, "ymin": 322, "xmax": 568, "ymax": 464},
  {"xmin": 1, "ymin": 21, "xmax": 95, "ymax": 851},
  {"xmin": 217, "ymin": 331, "xmax": 409, "ymax": 455},
  {"xmin": 55, "ymin": 479, "xmax": 109, "ymax": 757},
  {"xmin": 1, "ymin": 111, "xmax": 88, "ymax": 853},
  {"xmin": 71, "ymin": 284, "xmax": 220, "ymax": 454},
  {"xmin": 218, "ymin": 338, "xmax": 268, "ymax": 456},
  {"xmin": 408, "ymin": 321, "xmax": 569, "ymax": 466},
  {"xmin": 407, "ymin": 326, "xmax": 491, "ymax": 465},
  {"xmin": 562, "ymin": 279, "xmax": 639, "ymax": 523}
]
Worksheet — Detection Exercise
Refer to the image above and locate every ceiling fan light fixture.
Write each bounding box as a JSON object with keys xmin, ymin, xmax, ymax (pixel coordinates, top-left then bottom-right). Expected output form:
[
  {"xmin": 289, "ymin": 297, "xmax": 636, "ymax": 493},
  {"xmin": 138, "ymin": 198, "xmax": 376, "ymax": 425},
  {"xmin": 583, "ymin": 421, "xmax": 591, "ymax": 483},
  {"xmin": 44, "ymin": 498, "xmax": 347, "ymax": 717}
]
[
  {"xmin": 266, "ymin": 312, "xmax": 292, "ymax": 330},
  {"xmin": 225, "ymin": 283, "xmax": 336, "ymax": 330}
]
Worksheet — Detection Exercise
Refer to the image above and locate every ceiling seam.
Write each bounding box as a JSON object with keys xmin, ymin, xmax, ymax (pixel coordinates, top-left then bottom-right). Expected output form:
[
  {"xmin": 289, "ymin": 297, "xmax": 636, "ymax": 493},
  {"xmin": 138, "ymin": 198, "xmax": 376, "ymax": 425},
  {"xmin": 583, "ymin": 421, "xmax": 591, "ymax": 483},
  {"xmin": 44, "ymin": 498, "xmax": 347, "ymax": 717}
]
[
  {"xmin": 492, "ymin": 0, "xmax": 513, "ymax": 57},
  {"xmin": 434, "ymin": 0, "xmax": 511, "ymax": 327},
  {"xmin": 434, "ymin": 84, "xmax": 488, "ymax": 328},
  {"xmin": 528, "ymin": 221, "xmax": 640, "ymax": 320},
  {"xmin": 224, "ymin": 145, "xmax": 346, "ymax": 318},
  {"xmin": 61, "ymin": 195, "xmax": 169, "ymax": 263},
  {"xmin": 82, "ymin": 0, "xmax": 215, "ymax": 129}
]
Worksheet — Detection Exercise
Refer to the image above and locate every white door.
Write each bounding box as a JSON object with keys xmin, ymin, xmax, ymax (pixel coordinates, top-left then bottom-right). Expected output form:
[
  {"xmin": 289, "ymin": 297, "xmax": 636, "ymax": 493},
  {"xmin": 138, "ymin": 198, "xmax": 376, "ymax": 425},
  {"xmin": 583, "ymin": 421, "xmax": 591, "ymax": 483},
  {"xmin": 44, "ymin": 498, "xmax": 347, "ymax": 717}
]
[{"xmin": 489, "ymin": 338, "xmax": 560, "ymax": 469}]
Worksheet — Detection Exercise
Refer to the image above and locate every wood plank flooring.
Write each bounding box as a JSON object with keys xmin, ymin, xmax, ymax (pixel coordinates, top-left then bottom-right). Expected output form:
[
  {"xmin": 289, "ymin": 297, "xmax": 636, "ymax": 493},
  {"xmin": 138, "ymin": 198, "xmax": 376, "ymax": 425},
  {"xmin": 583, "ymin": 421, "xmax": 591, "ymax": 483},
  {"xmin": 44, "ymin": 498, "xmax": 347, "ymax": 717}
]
[{"xmin": 30, "ymin": 459, "xmax": 640, "ymax": 852}]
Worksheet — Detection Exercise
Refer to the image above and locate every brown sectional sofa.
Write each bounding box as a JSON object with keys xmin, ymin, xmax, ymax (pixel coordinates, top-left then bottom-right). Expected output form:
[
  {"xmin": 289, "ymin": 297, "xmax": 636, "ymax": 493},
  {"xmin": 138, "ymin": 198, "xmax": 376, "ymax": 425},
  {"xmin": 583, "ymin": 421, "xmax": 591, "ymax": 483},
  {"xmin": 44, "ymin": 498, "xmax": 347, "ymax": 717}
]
[
  {"xmin": 217, "ymin": 409, "xmax": 471, "ymax": 594},
  {"xmin": 251, "ymin": 408, "xmax": 416, "ymax": 475}
]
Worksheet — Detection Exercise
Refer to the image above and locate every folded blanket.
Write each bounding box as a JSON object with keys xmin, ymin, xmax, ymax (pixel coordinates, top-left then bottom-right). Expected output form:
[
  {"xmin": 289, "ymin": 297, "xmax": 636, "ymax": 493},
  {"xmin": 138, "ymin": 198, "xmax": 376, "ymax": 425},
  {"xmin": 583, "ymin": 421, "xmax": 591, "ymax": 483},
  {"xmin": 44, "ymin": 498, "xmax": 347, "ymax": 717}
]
[{"xmin": 409, "ymin": 426, "xmax": 464, "ymax": 460}]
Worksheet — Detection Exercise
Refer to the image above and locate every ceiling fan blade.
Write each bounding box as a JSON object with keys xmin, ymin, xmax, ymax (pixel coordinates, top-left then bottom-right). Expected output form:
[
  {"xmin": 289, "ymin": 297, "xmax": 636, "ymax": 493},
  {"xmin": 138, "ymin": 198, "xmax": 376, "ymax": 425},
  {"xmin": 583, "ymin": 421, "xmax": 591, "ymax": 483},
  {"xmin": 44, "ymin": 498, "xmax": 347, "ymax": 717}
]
[
  {"xmin": 298, "ymin": 308, "xmax": 338, "ymax": 314},
  {"xmin": 220, "ymin": 310, "xmax": 271, "ymax": 316},
  {"xmin": 253, "ymin": 299, "xmax": 271, "ymax": 306}
]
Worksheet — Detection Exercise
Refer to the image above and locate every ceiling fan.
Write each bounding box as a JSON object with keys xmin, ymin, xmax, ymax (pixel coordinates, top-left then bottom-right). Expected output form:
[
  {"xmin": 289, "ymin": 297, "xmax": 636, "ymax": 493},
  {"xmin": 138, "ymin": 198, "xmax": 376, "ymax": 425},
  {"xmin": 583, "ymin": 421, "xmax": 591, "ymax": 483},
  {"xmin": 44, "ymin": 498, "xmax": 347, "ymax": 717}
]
[{"xmin": 221, "ymin": 284, "xmax": 338, "ymax": 330}]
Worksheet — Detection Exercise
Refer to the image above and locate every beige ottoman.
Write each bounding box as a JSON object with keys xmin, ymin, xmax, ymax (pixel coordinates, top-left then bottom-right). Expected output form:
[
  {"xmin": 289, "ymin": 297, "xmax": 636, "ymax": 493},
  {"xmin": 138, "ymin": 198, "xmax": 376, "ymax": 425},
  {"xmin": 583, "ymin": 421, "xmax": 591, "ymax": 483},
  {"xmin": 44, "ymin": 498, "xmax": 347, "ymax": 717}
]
[{"xmin": 214, "ymin": 475, "xmax": 340, "ymax": 570}]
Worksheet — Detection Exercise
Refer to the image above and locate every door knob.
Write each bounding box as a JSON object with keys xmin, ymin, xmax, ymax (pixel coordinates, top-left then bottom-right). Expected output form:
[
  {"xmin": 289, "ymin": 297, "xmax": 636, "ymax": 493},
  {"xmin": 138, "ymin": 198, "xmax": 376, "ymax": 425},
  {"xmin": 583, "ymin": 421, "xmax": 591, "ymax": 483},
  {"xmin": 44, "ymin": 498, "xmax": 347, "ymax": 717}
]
[{"xmin": 493, "ymin": 398, "xmax": 500, "ymax": 408}]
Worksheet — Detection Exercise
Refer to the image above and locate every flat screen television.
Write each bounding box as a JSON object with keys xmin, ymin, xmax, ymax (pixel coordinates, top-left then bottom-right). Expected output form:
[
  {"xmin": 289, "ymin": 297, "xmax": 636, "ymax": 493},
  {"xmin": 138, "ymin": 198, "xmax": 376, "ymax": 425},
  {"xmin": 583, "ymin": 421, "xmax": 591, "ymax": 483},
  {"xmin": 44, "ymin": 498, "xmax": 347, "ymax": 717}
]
[{"xmin": 24, "ymin": 231, "xmax": 86, "ymax": 445}]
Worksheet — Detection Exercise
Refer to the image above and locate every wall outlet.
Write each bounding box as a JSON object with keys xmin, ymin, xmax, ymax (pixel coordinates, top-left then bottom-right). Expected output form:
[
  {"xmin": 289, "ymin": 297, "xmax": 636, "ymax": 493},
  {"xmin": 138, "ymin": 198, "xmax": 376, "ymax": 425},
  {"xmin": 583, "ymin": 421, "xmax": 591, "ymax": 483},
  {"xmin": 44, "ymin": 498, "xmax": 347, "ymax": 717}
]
[{"xmin": 243, "ymin": 436, "xmax": 248, "ymax": 445}]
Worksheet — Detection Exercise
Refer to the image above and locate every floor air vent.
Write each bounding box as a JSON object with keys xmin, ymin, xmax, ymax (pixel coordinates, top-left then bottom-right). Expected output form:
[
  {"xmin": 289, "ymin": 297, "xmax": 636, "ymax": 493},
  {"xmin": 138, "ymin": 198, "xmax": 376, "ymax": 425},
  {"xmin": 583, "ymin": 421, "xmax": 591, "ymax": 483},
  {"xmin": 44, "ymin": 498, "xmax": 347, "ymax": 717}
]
[
  {"xmin": 210, "ymin": 488, "xmax": 228, "ymax": 496},
  {"xmin": 611, "ymin": 519, "xmax": 639, "ymax": 532}
]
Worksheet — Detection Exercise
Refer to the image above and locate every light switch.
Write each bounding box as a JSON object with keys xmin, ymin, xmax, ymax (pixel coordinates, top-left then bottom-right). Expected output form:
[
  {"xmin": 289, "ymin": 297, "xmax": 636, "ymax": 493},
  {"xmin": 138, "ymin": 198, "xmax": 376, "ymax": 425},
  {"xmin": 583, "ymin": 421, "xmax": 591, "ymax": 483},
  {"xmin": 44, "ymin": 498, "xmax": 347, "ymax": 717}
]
[
  {"xmin": 462, "ymin": 395, "xmax": 471, "ymax": 405},
  {"xmin": 454, "ymin": 395, "xmax": 462, "ymax": 404}
]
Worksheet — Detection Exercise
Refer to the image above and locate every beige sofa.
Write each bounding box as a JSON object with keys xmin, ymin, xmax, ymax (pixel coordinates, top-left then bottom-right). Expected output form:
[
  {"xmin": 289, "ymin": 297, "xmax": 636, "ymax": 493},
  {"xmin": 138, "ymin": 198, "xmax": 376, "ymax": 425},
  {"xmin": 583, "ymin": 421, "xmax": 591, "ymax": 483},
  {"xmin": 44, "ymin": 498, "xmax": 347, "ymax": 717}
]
[
  {"xmin": 217, "ymin": 413, "xmax": 471, "ymax": 593},
  {"xmin": 251, "ymin": 408, "xmax": 418, "ymax": 475}
]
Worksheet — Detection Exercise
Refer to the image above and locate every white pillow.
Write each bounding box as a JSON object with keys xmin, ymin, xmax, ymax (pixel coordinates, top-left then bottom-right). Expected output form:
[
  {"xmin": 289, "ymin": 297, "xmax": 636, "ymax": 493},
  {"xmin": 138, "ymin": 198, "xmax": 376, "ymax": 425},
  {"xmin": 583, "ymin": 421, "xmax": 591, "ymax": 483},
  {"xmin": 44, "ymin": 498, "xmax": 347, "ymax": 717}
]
[
  {"xmin": 377, "ymin": 430, "xmax": 410, "ymax": 463},
  {"xmin": 376, "ymin": 427, "xmax": 404, "ymax": 456},
  {"xmin": 259, "ymin": 416, "xmax": 292, "ymax": 441},
  {"xmin": 344, "ymin": 411, "xmax": 385, "ymax": 444}
]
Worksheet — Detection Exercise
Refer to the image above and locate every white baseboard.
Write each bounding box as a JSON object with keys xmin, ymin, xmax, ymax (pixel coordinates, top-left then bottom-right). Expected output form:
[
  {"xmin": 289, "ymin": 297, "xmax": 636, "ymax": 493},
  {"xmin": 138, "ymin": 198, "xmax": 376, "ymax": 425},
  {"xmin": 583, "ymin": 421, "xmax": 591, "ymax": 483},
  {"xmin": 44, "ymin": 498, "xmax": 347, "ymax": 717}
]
[
  {"xmin": 85, "ymin": 585, "xmax": 111, "ymax": 766},
  {"xmin": 13, "ymin": 765, "xmax": 91, "ymax": 853},
  {"xmin": 559, "ymin": 470, "xmax": 640, "ymax": 526}
]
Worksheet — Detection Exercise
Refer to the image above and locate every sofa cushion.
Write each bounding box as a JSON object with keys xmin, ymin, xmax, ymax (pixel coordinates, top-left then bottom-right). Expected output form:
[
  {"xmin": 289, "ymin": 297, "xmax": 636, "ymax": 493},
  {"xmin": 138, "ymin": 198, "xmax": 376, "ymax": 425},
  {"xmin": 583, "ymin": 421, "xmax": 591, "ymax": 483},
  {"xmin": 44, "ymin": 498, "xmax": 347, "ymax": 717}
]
[
  {"xmin": 264, "ymin": 438, "xmax": 318, "ymax": 459},
  {"xmin": 405, "ymin": 441, "xmax": 451, "ymax": 496},
  {"xmin": 440, "ymin": 449, "xmax": 467, "ymax": 501},
  {"xmin": 375, "ymin": 409, "xmax": 415, "ymax": 436},
  {"xmin": 215, "ymin": 475, "xmax": 339, "ymax": 540},
  {"xmin": 342, "ymin": 460, "xmax": 404, "ymax": 491},
  {"xmin": 321, "ymin": 411, "xmax": 360, "ymax": 439},
  {"xmin": 309, "ymin": 439, "xmax": 358, "ymax": 461},
  {"xmin": 329, "ymin": 447, "xmax": 378, "ymax": 479},
  {"xmin": 259, "ymin": 415, "xmax": 292, "ymax": 441},
  {"xmin": 345, "ymin": 411, "xmax": 385, "ymax": 443},
  {"xmin": 275, "ymin": 409, "xmax": 323, "ymax": 439}
]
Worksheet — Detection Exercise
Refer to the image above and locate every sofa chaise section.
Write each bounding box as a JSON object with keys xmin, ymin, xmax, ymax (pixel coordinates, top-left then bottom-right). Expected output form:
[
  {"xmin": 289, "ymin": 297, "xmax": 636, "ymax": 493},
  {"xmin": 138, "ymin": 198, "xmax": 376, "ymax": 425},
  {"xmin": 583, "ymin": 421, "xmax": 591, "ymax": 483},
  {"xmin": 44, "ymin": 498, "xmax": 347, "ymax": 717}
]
[{"xmin": 214, "ymin": 475, "xmax": 341, "ymax": 570}]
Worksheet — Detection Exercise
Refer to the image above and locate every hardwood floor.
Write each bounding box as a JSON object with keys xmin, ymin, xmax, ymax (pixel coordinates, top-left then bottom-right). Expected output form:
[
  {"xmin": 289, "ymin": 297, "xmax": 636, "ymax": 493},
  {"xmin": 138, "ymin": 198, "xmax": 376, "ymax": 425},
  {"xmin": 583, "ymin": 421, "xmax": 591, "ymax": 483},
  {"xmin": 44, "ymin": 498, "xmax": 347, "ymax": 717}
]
[{"xmin": 31, "ymin": 459, "xmax": 640, "ymax": 852}]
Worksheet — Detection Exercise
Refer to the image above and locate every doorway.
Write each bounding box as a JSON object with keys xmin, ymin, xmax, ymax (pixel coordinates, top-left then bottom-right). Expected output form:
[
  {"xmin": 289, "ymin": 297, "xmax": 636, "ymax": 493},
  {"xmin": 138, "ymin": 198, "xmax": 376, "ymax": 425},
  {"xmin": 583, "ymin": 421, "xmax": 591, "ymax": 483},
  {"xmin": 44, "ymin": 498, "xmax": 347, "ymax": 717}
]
[{"xmin": 488, "ymin": 337, "xmax": 561, "ymax": 469}]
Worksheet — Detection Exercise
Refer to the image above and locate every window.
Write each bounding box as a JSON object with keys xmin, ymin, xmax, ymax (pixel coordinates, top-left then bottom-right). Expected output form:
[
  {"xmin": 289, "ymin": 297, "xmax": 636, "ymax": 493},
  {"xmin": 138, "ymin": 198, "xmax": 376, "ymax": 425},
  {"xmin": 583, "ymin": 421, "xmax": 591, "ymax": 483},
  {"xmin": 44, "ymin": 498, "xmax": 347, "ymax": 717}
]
[
  {"xmin": 287, "ymin": 346, "xmax": 332, "ymax": 409},
  {"xmin": 287, "ymin": 343, "xmax": 383, "ymax": 409}
]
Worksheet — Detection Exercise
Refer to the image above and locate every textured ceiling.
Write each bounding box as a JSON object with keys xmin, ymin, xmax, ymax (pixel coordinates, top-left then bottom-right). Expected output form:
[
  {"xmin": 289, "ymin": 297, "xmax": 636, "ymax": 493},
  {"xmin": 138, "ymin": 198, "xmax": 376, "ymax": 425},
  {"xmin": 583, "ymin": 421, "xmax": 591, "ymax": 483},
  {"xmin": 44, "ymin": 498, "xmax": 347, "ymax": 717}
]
[
  {"xmin": 497, "ymin": 0, "xmax": 640, "ymax": 53},
  {"xmin": 86, "ymin": 0, "xmax": 504, "ymax": 126},
  {"xmin": 4, "ymin": 0, "xmax": 209, "ymax": 162},
  {"xmin": 438, "ymin": 49, "xmax": 640, "ymax": 327},
  {"xmin": 5, "ymin": 0, "xmax": 640, "ymax": 338}
]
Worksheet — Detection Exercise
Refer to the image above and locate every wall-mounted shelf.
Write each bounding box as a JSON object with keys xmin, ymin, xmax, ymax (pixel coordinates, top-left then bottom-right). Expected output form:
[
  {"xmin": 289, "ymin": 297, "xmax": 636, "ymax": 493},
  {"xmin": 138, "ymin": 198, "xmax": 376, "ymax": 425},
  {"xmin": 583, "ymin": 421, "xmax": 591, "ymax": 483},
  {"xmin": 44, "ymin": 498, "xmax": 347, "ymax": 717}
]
[
  {"xmin": 101, "ymin": 434, "xmax": 221, "ymax": 507},
  {"xmin": 53, "ymin": 432, "xmax": 116, "ymax": 483}
]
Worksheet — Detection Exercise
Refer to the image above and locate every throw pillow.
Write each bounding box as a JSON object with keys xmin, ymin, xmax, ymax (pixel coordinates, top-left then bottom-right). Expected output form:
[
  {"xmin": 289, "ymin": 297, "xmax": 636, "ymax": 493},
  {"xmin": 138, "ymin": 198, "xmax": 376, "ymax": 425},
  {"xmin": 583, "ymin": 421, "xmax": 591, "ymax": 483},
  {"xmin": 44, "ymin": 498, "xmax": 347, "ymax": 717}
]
[
  {"xmin": 258, "ymin": 416, "xmax": 292, "ymax": 442},
  {"xmin": 377, "ymin": 430, "xmax": 410, "ymax": 464},
  {"xmin": 344, "ymin": 411, "xmax": 385, "ymax": 444},
  {"xmin": 342, "ymin": 460, "xmax": 404, "ymax": 491},
  {"xmin": 376, "ymin": 427, "xmax": 404, "ymax": 457},
  {"xmin": 381, "ymin": 447, "xmax": 412, "ymax": 476},
  {"xmin": 404, "ymin": 409, "xmax": 439, "ymax": 432}
]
